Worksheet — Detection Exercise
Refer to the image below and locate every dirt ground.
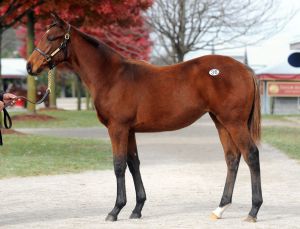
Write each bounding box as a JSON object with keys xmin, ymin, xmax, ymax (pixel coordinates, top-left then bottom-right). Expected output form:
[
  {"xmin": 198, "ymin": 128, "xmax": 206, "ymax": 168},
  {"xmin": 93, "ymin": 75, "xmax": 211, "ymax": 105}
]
[
  {"xmin": 1, "ymin": 115, "xmax": 300, "ymax": 229},
  {"xmin": 12, "ymin": 114, "xmax": 56, "ymax": 122}
]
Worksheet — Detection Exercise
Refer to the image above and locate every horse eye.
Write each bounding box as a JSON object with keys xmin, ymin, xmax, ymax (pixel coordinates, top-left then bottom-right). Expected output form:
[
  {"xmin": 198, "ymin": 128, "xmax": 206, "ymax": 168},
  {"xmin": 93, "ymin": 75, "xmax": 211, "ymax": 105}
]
[{"xmin": 47, "ymin": 35, "xmax": 55, "ymax": 41}]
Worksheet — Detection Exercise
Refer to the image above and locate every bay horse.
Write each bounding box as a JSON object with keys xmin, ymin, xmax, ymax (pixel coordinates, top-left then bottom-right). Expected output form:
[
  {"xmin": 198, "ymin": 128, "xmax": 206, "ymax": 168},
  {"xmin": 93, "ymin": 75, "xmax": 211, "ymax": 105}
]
[{"xmin": 27, "ymin": 14, "xmax": 262, "ymax": 223}]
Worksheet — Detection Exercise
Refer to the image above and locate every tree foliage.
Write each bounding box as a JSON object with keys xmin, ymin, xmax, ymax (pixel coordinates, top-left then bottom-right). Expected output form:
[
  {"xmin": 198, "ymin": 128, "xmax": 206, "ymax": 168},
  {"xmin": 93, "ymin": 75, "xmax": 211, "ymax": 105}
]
[
  {"xmin": 0, "ymin": 0, "xmax": 44, "ymax": 31},
  {"xmin": 0, "ymin": 0, "xmax": 152, "ymax": 29},
  {"xmin": 1, "ymin": 0, "xmax": 153, "ymax": 60},
  {"xmin": 17, "ymin": 16, "xmax": 152, "ymax": 60}
]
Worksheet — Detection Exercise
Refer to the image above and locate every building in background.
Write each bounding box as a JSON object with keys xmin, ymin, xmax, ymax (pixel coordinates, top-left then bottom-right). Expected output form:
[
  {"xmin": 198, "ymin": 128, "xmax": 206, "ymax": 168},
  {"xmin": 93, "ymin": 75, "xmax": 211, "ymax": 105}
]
[
  {"xmin": 256, "ymin": 60, "xmax": 300, "ymax": 114},
  {"xmin": 0, "ymin": 58, "xmax": 27, "ymax": 90},
  {"xmin": 290, "ymin": 39, "xmax": 300, "ymax": 50},
  {"xmin": 256, "ymin": 41, "xmax": 300, "ymax": 114},
  {"xmin": 0, "ymin": 58, "xmax": 27, "ymax": 79}
]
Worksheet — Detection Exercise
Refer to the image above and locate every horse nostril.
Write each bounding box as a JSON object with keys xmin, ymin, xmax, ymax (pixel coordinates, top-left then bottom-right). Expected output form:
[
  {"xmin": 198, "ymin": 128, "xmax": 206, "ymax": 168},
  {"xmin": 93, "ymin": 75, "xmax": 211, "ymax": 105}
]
[{"xmin": 26, "ymin": 62, "xmax": 32, "ymax": 74}]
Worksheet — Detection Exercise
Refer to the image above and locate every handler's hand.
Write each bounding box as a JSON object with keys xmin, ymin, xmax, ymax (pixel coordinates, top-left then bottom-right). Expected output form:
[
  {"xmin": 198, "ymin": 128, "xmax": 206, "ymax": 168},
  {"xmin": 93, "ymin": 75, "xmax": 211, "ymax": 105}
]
[
  {"xmin": 2, "ymin": 93, "xmax": 17, "ymax": 109},
  {"xmin": 0, "ymin": 101, "xmax": 4, "ymax": 111}
]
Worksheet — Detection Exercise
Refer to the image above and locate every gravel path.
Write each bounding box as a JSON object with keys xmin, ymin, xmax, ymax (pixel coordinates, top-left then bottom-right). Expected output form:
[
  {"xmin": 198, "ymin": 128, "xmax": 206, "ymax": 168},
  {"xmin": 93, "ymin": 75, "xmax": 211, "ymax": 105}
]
[{"xmin": 1, "ymin": 115, "xmax": 300, "ymax": 228}]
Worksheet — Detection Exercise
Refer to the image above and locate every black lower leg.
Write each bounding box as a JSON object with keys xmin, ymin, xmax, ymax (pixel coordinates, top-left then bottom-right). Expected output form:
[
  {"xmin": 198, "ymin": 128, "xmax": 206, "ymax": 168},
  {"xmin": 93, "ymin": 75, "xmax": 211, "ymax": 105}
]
[
  {"xmin": 127, "ymin": 152, "xmax": 146, "ymax": 219},
  {"xmin": 219, "ymin": 153, "xmax": 241, "ymax": 207},
  {"xmin": 106, "ymin": 156, "xmax": 127, "ymax": 221},
  {"xmin": 246, "ymin": 146, "xmax": 263, "ymax": 219}
]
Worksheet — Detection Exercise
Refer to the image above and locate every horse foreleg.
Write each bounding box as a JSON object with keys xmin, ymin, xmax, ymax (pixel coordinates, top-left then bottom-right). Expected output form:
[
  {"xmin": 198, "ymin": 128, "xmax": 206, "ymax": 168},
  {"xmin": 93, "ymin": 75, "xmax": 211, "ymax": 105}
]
[
  {"xmin": 105, "ymin": 125, "xmax": 129, "ymax": 222},
  {"xmin": 127, "ymin": 131, "xmax": 146, "ymax": 219}
]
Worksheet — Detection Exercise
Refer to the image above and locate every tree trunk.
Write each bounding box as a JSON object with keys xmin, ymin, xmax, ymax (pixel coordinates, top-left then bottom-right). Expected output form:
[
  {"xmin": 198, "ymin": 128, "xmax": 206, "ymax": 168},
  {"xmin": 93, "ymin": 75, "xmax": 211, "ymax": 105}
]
[
  {"xmin": 75, "ymin": 75, "xmax": 81, "ymax": 111},
  {"xmin": 86, "ymin": 87, "xmax": 90, "ymax": 110},
  {"xmin": 26, "ymin": 10, "xmax": 36, "ymax": 113},
  {"xmin": 175, "ymin": 0, "xmax": 186, "ymax": 63},
  {"xmin": 0, "ymin": 29, "xmax": 2, "ymax": 128},
  {"xmin": 49, "ymin": 68, "xmax": 56, "ymax": 108},
  {"xmin": 270, "ymin": 97, "xmax": 275, "ymax": 115},
  {"xmin": 211, "ymin": 43, "xmax": 215, "ymax": 54},
  {"xmin": 60, "ymin": 74, "xmax": 66, "ymax": 98},
  {"xmin": 0, "ymin": 28, "xmax": 3, "ymax": 91},
  {"xmin": 71, "ymin": 78, "xmax": 76, "ymax": 97},
  {"xmin": 177, "ymin": 52, "xmax": 185, "ymax": 62}
]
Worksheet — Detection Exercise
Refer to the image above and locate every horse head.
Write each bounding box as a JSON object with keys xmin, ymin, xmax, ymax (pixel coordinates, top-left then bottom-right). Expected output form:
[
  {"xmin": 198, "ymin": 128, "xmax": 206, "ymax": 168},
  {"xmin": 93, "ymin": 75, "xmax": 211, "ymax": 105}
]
[{"xmin": 27, "ymin": 13, "xmax": 71, "ymax": 75}]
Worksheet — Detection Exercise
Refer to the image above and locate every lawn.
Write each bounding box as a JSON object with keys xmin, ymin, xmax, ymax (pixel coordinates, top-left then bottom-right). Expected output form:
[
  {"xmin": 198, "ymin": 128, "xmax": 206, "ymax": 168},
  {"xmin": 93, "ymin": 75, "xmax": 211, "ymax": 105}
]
[
  {"xmin": 10, "ymin": 110, "xmax": 101, "ymax": 128},
  {"xmin": 0, "ymin": 134, "xmax": 112, "ymax": 178},
  {"xmin": 263, "ymin": 126, "xmax": 300, "ymax": 160},
  {"xmin": 262, "ymin": 114, "xmax": 300, "ymax": 122}
]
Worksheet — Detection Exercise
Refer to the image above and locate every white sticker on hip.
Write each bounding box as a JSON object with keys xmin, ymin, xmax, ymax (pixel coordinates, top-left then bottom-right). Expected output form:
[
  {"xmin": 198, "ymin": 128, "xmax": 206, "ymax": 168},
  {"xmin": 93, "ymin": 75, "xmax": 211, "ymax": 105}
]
[{"xmin": 209, "ymin": 69, "xmax": 220, "ymax": 76}]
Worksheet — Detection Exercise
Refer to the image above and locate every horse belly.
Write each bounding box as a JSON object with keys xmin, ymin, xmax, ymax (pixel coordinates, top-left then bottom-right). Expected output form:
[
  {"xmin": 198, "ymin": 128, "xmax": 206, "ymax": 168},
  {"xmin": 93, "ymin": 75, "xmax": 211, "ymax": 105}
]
[{"xmin": 134, "ymin": 103, "xmax": 206, "ymax": 132}]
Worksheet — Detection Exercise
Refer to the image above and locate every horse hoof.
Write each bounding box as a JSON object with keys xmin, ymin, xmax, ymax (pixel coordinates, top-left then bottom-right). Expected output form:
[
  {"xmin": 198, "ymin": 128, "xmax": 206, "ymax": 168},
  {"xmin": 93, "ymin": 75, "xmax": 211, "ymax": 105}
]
[
  {"xmin": 244, "ymin": 215, "xmax": 257, "ymax": 223},
  {"xmin": 130, "ymin": 212, "xmax": 142, "ymax": 219},
  {"xmin": 210, "ymin": 212, "xmax": 221, "ymax": 220},
  {"xmin": 105, "ymin": 214, "xmax": 117, "ymax": 222}
]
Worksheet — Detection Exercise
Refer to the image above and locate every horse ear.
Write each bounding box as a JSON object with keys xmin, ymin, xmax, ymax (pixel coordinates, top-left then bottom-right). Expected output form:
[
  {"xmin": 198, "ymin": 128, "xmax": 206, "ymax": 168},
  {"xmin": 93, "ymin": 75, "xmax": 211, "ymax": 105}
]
[{"xmin": 50, "ymin": 12, "xmax": 66, "ymax": 26}]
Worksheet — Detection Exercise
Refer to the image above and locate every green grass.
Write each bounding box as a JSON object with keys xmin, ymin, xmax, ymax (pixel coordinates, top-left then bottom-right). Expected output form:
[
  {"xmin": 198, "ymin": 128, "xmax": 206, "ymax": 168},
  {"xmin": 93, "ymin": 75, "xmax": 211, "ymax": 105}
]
[
  {"xmin": 263, "ymin": 127, "xmax": 300, "ymax": 160},
  {"xmin": 10, "ymin": 110, "xmax": 101, "ymax": 128},
  {"xmin": 262, "ymin": 114, "xmax": 300, "ymax": 122},
  {"xmin": 262, "ymin": 115, "xmax": 287, "ymax": 121},
  {"xmin": 0, "ymin": 134, "xmax": 112, "ymax": 178}
]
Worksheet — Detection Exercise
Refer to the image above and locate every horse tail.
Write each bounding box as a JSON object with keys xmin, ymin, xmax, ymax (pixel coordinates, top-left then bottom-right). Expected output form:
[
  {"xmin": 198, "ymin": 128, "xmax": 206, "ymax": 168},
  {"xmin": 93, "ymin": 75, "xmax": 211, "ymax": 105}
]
[{"xmin": 248, "ymin": 68, "xmax": 261, "ymax": 145}]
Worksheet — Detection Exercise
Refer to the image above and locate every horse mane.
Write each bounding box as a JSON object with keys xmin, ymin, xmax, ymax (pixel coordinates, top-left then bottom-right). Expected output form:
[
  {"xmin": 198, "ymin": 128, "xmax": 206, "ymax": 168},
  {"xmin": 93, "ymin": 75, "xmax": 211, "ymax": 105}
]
[
  {"xmin": 46, "ymin": 22, "xmax": 58, "ymax": 30},
  {"xmin": 79, "ymin": 31, "xmax": 101, "ymax": 47},
  {"xmin": 78, "ymin": 29, "xmax": 123, "ymax": 60}
]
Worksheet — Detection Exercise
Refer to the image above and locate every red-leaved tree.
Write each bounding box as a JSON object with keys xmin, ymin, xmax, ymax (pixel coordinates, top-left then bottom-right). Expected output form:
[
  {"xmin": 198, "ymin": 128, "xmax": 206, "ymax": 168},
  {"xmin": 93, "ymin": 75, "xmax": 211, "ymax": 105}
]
[
  {"xmin": 16, "ymin": 0, "xmax": 153, "ymax": 60},
  {"xmin": 17, "ymin": 17, "xmax": 152, "ymax": 60},
  {"xmin": 0, "ymin": 0, "xmax": 152, "ymax": 28}
]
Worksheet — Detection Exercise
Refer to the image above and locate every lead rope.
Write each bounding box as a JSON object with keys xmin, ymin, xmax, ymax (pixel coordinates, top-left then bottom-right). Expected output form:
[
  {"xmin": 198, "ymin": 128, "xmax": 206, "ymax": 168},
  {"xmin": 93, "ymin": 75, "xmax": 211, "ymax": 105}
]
[
  {"xmin": 9, "ymin": 69, "xmax": 53, "ymax": 106},
  {"xmin": 0, "ymin": 70, "xmax": 52, "ymax": 145},
  {"xmin": 48, "ymin": 69, "xmax": 52, "ymax": 93}
]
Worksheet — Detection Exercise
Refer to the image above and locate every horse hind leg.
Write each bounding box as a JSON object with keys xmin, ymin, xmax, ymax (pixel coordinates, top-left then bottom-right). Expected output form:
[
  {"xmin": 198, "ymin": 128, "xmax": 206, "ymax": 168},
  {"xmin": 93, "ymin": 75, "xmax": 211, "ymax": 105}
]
[
  {"xmin": 220, "ymin": 121, "xmax": 263, "ymax": 222},
  {"xmin": 242, "ymin": 142, "xmax": 263, "ymax": 222},
  {"xmin": 127, "ymin": 131, "xmax": 146, "ymax": 219},
  {"xmin": 209, "ymin": 113, "xmax": 241, "ymax": 220}
]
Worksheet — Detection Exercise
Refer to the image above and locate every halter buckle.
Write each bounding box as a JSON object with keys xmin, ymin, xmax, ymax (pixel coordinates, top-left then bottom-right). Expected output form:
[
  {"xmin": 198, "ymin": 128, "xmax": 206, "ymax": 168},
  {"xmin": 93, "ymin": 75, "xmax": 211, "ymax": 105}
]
[
  {"xmin": 65, "ymin": 33, "xmax": 70, "ymax": 40},
  {"xmin": 46, "ymin": 56, "xmax": 51, "ymax": 62}
]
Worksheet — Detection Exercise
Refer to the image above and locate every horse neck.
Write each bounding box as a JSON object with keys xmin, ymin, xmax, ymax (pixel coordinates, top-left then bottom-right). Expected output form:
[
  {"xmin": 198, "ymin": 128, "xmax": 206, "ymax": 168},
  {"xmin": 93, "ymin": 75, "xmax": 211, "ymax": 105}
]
[{"xmin": 67, "ymin": 27, "xmax": 123, "ymax": 96}]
